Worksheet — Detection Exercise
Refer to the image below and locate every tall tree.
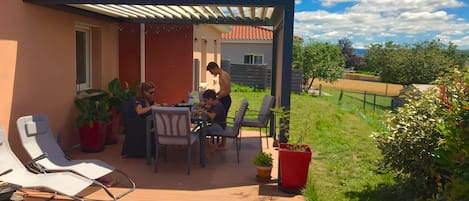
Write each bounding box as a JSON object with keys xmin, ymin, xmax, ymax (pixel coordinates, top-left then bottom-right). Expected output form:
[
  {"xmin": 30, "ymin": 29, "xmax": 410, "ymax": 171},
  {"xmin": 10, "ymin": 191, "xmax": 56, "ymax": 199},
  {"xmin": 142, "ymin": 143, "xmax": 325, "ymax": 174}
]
[
  {"xmin": 293, "ymin": 39, "xmax": 345, "ymax": 92},
  {"xmin": 338, "ymin": 38, "xmax": 356, "ymax": 68}
]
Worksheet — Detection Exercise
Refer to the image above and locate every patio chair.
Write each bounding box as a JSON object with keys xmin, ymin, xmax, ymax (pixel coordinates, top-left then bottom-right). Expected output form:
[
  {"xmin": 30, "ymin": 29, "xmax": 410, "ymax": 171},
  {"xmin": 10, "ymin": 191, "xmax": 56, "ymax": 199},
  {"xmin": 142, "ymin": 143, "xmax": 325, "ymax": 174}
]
[
  {"xmin": 0, "ymin": 125, "xmax": 97, "ymax": 201},
  {"xmin": 120, "ymin": 98, "xmax": 154, "ymax": 164},
  {"xmin": 241, "ymin": 95, "xmax": 275, "ymax": 148},
  {"xmin": 16, "ymin": 114, "xmax": 135, "ymax": 200},
  {"xmin": 206, "ymin": 99, "xmax": 248, "ymax": 163},
  {"xmin": 149, "ymin": 106, "xmax": 198, "ymax": 174}
]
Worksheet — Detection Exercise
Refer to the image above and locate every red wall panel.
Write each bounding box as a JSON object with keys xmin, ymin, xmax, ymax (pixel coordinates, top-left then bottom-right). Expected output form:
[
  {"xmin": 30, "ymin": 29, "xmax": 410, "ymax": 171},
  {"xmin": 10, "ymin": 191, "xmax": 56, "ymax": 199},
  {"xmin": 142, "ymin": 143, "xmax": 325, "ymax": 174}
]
[
  {"xmin": 119, "ymin": 23, "xmax": 141, "ymax": 86},
  {"xmin": 145, "ymin": 24, "xmax": 193, "ymax": 105}
]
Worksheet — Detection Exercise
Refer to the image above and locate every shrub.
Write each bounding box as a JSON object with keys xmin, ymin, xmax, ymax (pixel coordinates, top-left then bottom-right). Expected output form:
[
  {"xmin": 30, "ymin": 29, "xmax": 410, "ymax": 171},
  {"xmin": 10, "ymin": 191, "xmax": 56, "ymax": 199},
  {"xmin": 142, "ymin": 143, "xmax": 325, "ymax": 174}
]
[{"xmin": 372, "ymin": 69, "xmax": 469, "ymax": 199}]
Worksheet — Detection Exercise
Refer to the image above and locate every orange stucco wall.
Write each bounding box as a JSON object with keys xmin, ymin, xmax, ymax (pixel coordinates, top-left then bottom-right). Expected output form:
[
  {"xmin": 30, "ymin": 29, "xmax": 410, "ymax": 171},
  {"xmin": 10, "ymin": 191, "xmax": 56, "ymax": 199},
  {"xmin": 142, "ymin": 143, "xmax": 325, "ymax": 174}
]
[
  {"xmin": 146, "ymin": 24, "xmax": 193, "ymax": 104},
  {"xmin": 0, "ymin": 0, "xmax": 119, "ymax": 160},
  {"xmin": 119, "ymin": 23, "xmax": 194, "ymax": 104},
  {"xmin": 193, "ymin": 25, "xmax": 224, "ymax": 91}
]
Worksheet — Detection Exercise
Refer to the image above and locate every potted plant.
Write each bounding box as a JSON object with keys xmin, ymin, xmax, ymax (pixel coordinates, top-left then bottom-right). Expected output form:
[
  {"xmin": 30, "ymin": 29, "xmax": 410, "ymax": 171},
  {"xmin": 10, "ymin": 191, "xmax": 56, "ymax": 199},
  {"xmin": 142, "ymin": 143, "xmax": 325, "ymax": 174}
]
[
  {"xmin": 105, "ymin": 78, "xmax": 137, "ymax": 144},
  {"xmin": 271, "ymin": 107, "xmax": 312, "ymax": 193},
  {"xmin": 75, "ymin": 90, "xmax": 111, "ymax": 152},
  {"xmin": 252, "ymin": 151, "xmax": 273, "ymax": 182}
]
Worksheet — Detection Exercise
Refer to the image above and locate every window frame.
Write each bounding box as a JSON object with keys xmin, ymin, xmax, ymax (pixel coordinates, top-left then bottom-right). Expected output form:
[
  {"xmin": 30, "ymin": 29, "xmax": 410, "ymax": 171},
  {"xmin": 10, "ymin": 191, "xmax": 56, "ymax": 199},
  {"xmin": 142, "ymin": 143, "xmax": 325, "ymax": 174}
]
[
  {"xmin": 75, "ymin": 26, "xmax": 92, "ymax": 91},
  {"xmin": 243, "ymin": 54, "xmax": 264, "ymax": 65}
]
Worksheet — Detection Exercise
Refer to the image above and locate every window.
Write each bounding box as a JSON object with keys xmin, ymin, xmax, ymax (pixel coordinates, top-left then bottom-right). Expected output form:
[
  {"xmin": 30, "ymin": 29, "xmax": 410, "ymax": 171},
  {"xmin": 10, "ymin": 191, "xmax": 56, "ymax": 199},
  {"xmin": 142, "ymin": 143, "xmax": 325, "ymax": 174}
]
[
  {"xmin": 76, "ymin": 27, "xmax": 91, "ymax": 90},
  {"xmin": 243, "ymin": 54, "xmax": 264, "ymax": 64}
]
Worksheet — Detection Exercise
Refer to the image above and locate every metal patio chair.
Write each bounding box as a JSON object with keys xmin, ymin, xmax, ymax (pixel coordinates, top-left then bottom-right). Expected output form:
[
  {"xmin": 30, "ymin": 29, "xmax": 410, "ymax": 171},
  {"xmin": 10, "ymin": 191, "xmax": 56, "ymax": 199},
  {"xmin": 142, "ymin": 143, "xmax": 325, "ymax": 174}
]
[{"xmin": 16, "ymin": 114, "xmax": 135, "ymax": 200}]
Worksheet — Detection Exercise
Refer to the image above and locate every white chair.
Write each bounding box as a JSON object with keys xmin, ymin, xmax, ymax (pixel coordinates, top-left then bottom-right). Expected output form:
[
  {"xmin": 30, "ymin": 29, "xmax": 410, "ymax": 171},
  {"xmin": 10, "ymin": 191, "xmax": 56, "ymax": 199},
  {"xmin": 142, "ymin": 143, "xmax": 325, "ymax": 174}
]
[
  {"xmin": 206, "ymin": 99, "xmax": 248, "ymax": 163},
  {"xmin": 150, "ymin": 106, "xmax": 198, "ymax": 174},
  {"xmin": 16, "ymin": 114, "xmax": 135, "ymax": 200},
  {"xmin": 241, "ymin": 95, "xmax": 275, "ymax": 148},
  {"xmin": 0, "ymin": 125, "xmax": 96, "ymax": 201}
]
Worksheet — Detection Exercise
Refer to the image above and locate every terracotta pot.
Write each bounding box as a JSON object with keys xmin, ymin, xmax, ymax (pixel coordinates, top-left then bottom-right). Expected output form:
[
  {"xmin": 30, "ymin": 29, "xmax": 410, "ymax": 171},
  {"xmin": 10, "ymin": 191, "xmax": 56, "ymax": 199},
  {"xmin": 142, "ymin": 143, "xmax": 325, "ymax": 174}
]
[
  {"xmin": 279, "ymin": 143, "xmax": 312, "ymax": 191},
  {"xmin": 256, "ymin": 166, "xmax": 272, "ymax": 182},
  {"xmin": 79, "ymin": 122, "xmax": 105, "ymax": 153},
  {"xmin": 105, "ymin": 108, "xmax": 120, "ymax": 145}
]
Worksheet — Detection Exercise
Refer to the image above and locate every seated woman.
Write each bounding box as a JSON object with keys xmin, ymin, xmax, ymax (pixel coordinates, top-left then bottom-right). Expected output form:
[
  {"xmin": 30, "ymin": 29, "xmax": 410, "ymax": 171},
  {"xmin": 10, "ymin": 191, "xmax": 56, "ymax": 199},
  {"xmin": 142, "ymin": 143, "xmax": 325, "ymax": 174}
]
[
  {"xmin": 135, "ymin": 81, "xmax": 156, "ymax": 118},
  {"xmin": 121, "ymin": 81, "xmax": 160, "ymax": 158}
]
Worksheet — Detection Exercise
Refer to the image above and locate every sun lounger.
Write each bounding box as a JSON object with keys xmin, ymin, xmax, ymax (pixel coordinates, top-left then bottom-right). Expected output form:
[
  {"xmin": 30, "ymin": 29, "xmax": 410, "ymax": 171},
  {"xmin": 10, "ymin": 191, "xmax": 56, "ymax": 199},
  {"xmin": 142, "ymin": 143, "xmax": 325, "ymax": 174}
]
[
  {"xmin": 16, "ymin": 114, "xmax": 135, "ymax": 200},
  {"xmin": 0, "ymin": 125, "xmax": 96, "ymax": 201}
]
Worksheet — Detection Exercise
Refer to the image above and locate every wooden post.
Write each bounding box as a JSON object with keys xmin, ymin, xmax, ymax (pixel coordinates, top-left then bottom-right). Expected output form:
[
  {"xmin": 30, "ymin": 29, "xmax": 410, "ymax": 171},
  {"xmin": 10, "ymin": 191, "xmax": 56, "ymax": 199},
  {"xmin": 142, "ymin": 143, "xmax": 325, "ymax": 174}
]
[
  {"xmin": 363, "ymin": 91, "xmax": 367, "ymax": 110},
  {"xmin": 385, "ymin": 83, "xmax": 388, "ymax": 96},
  {"xmin": 339, "ymin": 89, "xmax": 343, "ymax": 101},
  {"xmin": 373, "ymin": 94, "xmax": 377, "ymax": 111},
  {"xmin": 319, "ymin": 84, "xmax": 322, "ymax": 96}
]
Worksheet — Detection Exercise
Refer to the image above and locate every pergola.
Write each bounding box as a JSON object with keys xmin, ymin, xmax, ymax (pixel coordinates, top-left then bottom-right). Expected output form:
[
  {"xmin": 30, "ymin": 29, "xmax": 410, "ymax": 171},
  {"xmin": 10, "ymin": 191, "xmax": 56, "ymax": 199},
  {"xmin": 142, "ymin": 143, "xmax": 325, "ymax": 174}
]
[{"xmin": 24, "ymin": 0, "xmax": 294, "ymax": 143}]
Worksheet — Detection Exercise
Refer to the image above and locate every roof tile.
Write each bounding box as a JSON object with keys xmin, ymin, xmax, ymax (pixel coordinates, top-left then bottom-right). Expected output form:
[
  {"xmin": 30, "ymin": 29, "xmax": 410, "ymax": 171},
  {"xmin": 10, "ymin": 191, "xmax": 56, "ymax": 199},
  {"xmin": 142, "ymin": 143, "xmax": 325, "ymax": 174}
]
[{"xmin": 221, "ymin": 26, "xmax": 273, "ymax": 40}]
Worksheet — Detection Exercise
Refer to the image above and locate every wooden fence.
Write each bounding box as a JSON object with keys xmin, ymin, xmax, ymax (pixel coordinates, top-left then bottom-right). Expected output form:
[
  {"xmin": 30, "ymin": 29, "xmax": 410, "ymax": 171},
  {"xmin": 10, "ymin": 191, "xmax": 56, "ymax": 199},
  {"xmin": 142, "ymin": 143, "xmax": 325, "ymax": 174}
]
[{"xmin": 221, "ymin": 60, "xmax": 303, "ymax": 93}]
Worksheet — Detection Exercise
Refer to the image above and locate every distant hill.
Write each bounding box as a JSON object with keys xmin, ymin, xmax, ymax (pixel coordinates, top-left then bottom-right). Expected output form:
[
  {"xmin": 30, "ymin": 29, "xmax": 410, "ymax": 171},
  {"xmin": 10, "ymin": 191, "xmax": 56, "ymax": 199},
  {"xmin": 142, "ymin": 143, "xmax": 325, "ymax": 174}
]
[{"xmin": 355, "ymin": 48, "xmax": 366, "ymax": 56}]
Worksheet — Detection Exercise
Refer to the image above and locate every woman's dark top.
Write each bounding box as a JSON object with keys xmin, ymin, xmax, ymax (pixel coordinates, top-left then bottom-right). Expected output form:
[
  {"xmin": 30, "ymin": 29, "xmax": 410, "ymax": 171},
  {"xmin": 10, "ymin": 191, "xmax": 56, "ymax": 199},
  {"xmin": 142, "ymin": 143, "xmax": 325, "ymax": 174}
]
[{"xmin": 135, "ymin": 97, "xmax": 154, "ymax": 118}]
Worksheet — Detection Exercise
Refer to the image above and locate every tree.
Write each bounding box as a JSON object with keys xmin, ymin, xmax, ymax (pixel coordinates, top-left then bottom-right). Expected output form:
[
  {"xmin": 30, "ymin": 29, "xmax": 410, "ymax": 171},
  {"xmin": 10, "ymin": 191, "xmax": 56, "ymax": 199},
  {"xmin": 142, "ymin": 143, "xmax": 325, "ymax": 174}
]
[
  {"xmin": 338, "ymin": 38, "xmax": 355, "ymax": 68},
  {"xmin": 364, "ymin": 40, "xmax": 468, "ymax": 85},
  {"xmin": 293, "ymin": 39, "xmax": 345, "ymax": 92}
]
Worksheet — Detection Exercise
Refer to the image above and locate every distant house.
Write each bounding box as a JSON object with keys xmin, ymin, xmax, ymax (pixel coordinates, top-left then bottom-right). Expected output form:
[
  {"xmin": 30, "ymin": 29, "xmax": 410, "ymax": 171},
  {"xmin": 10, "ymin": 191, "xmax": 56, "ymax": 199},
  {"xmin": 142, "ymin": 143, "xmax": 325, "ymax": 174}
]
[{"xmin": 221, "ymin": 26, "xmax": 273, "ymax": 69}]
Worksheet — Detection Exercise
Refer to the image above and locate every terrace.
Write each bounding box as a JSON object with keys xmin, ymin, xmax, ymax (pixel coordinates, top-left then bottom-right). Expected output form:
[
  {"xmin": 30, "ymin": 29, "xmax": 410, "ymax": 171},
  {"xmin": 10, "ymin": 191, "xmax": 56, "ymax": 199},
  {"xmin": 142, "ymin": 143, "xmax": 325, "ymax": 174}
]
[{"xmin": 19, "ymin": 131, "xmax": 304, "ymax": 200}]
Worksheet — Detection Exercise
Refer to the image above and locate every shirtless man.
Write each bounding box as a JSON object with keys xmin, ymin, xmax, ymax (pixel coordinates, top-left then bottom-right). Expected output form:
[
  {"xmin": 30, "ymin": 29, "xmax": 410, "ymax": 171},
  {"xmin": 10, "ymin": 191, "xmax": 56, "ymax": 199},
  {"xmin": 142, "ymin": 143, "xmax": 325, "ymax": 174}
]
[{"xmin": 206, "ymin": 62, "xmax": 231, "ymax": 150}]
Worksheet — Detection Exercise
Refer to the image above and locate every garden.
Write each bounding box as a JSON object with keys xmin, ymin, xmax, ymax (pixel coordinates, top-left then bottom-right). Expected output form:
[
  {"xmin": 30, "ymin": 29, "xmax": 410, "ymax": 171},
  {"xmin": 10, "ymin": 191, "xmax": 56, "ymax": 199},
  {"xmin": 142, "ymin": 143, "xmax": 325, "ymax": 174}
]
[{"xmin": 230, "ymin": 67, "xmax": 469, "ymax": 200}]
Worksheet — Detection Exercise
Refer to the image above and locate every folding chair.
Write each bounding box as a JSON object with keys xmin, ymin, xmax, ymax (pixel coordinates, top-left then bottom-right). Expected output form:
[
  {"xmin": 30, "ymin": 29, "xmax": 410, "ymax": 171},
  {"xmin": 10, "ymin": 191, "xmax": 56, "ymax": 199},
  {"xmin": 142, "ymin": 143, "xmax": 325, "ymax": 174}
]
[
  {"xmin": 241, "ymin": 95, "xmax": 275, "ymax": 148},
  {"xmin": 205, "ymin": 99, "xmax": 248, "ymax": 163},
  {"xmin": 0, "ymin": 125, "xmax": 97, "ymax": 201},
  {"xmin": 16, "ymin": 114, "xmax": 135, "ymax": 200}
]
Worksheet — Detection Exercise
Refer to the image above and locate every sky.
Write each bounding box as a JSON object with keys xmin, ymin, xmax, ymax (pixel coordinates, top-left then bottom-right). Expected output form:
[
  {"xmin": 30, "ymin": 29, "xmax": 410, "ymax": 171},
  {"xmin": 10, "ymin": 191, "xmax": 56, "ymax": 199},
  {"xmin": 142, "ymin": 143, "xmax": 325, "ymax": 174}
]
[{"xmin": 293, "ymin": 0, "xmax": 469, "ymax": 49}]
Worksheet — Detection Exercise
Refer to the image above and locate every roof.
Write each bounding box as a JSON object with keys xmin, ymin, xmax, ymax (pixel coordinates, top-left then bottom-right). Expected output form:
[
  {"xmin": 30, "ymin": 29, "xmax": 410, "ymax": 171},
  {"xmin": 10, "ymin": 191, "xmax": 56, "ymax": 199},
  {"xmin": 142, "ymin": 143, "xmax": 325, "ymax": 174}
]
[
  {"xmin": 221, "ymin": 26, "xmax": 272, "ymax": 40},
  {"xmin": 25, "ymin": 0, "xmax": 284, "ymax": 25}
]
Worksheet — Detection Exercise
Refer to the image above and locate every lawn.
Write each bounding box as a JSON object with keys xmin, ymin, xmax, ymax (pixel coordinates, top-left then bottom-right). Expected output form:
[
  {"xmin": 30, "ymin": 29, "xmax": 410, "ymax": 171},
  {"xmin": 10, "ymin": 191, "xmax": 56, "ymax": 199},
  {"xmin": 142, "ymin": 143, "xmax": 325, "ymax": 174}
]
[{"xmin": 230, "ymin": 88, "xmax": 397, "ymax": 201}]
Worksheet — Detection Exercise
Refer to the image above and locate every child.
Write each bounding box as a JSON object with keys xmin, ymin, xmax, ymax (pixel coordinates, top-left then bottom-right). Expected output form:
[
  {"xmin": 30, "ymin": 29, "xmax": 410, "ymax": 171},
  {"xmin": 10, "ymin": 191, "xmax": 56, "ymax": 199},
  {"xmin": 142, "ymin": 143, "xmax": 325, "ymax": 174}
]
[{"xmin": 194, "ymin": 89, "xmax": 228, "ymax": 150}]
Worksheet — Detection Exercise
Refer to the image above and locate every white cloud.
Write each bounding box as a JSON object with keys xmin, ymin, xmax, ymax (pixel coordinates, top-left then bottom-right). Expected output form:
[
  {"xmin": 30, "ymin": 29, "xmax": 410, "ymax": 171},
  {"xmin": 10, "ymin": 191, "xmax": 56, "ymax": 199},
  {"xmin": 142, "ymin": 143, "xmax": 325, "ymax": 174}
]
[
  {"xmin": 294, "ymin": 0, "xmax": 469, "ymax": 48},
  {"xmin": 295, "ymin": 0, "xmax": 302, "ymax": 5}
]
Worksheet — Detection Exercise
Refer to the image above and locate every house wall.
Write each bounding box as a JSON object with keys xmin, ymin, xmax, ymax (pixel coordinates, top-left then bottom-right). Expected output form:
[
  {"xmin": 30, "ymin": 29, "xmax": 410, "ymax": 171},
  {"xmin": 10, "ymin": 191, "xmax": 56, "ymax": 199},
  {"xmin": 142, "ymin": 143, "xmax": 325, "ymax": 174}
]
[
  {"xmin": 193, "ymin": 25, "xmax": 223, "ymax": 91},
  {"xmin": 119, "ymin": 23, "xmax": 194, "ymax": 104},
  {"xmin": 145, "ymin": 24, "xmax": 193, "ymax": 104},
  {"xmin": 0, "ymin": 0, "xmax": 119, "ymax": 160},
  {"xmin": 221, "ymin": 42, "xmax": 273, "ymax": 69}
]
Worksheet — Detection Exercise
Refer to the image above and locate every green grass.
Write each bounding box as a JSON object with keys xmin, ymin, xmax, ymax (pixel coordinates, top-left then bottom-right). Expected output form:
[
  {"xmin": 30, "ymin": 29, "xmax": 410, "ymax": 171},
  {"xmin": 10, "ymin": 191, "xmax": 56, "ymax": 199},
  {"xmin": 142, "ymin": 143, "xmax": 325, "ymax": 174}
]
[{"xmin": 230, "ymin": 88, "xmax": 397, "ymax": 201}]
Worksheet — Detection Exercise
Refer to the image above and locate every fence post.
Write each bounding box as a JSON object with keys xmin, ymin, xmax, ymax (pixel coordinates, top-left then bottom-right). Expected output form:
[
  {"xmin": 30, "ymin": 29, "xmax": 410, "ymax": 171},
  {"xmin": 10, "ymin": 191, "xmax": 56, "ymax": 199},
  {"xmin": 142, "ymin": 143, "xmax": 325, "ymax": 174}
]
[
  {"xmin": 373, "ymin": 94, "xmax": 377, "ymax": 111},
  {"xmin": 385, "ymin": 83, "xmax": 389, "ymax": 96},
  {"xmin": 319, "ymin": 84, "xmax": 322, "ymax": 96},
  {"xmin": 339, "ymin": 89, "xmax": 343, "ymax": 101},
  {"xmin": 363, "ymin": 91, "xmax": 367, "ymax": 110}
]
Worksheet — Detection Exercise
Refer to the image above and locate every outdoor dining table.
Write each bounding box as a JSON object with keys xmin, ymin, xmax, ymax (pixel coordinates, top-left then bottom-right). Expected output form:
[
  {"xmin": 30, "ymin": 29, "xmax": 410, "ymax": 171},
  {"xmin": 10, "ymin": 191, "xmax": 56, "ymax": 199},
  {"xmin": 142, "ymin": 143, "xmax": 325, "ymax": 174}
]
[{"xmin": 190, "ymin": 113, "xmax": 208, "ymax": 168}]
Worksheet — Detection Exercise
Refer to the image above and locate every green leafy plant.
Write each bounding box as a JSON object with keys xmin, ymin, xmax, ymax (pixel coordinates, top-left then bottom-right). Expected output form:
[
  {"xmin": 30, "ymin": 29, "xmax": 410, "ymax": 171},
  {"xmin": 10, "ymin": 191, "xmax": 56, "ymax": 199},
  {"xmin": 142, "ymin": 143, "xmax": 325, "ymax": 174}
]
[
  {"xmin": 107, "ymin": 78, "xmax": 138, "ymax": 110},
  {"xmin": 271, "ymin": 106, "xmax": 308, "ymax": 151},
  {"xmin": 372, "ymin": 69, "xmax": 469, "ymax": 199},
  {"xmin": 75, "ymin": 91, "xmax": 111, "ymax": 128},
  {"xmin": 252, "ymin": 151, "xmax": 273, "ymax": 167}
]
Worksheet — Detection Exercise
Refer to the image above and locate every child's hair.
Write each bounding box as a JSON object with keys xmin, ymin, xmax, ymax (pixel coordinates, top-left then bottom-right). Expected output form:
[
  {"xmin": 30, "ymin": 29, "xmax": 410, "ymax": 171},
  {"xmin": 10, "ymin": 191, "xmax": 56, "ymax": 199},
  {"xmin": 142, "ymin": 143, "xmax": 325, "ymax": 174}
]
[{"xmin": 202, "ymin": 89, "xmax": 216, "ymax": 100}]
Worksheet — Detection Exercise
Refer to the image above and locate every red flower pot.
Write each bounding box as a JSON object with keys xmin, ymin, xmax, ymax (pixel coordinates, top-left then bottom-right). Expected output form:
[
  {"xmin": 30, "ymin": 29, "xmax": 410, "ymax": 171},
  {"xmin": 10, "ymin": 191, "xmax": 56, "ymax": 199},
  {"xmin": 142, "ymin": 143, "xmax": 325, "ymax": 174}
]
[
  {"xmin": 79, "ymin": 122, "xmax": 105, "ymax": 152},
  {"xmin": 279, "ymin": 143, "xmax": 312, "ymax": 191},
  {"xmin": 105, "ymin": 108, "xmax": 120, "ymax": 145}
]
